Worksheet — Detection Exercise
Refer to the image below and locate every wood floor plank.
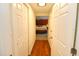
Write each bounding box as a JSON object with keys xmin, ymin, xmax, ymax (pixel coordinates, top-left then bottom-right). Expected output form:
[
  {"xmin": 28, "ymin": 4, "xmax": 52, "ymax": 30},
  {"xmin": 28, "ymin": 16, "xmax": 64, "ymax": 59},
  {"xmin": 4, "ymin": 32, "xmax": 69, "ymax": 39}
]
[{"xmin": 31, "ymin": 40, "xmax": 51, "ymax": 56}]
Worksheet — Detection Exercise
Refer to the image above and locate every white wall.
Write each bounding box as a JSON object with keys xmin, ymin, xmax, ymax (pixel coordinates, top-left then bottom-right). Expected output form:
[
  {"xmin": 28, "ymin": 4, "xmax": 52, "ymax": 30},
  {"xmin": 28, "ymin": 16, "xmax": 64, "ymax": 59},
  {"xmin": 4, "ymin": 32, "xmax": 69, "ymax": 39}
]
[
  {"xmin": 0, "ymin": 4, "xmax": 12, "ymax": 56},
  {"xmin": 48, "ymin": 4, "xmax": 77, "ymax": 56},
  {"xmin": 36, "ymin": 12, "xmax": 49, "ymax": 16},
  {"xmin": 36, "ymin": 16, "xmax": 48, "ymax": 20},
  {"xmin": 26, "ymin": 4, "xmax": 36, "ymax": 55}
]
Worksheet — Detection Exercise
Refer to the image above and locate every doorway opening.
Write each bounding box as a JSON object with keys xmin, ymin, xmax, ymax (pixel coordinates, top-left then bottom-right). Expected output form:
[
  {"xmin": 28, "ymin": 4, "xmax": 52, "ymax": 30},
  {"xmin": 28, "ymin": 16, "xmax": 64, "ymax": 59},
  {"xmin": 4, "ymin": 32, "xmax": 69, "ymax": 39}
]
[
  {"xmin": 36, "ymin": 16, "xmax": 48, "ymax": 40},
  {"xmin": 30, "ymin": 16, "xmax": 50, "ymax": 56}
]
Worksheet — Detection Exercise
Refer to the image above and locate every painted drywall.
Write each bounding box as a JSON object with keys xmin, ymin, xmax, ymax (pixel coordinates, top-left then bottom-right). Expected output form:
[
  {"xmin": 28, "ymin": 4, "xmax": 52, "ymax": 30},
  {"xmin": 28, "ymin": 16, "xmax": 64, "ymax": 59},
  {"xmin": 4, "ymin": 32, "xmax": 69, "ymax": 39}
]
[
  {"xmin": 0, "ymin": 4, "xmax": 12, "ymax": 56},
  {"xmin": 36, "ymin": 16, "xmax": 48, "ymax": 20},
  {"xmin": 48, "ymin": 4, "xmax": 77, "ymax": 56},
  {"xmin": 27, "ymin": 4, "xmax": 36, "ymax": 55},
  {"xmin": 29, "ymin": 3, "xmax": 53, "ymax": 16},
  {"xmin": 35, "ymin": 12, "xmax": 49, "ymax": 16}
]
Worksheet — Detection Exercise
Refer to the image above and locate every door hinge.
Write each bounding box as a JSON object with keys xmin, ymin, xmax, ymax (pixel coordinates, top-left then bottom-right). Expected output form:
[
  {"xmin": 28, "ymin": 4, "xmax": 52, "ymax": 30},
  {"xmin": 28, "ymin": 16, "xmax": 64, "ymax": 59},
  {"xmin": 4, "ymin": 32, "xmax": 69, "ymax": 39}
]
[{"xmin": 71, "ymin": 48, "xmax": 77, "ymax": 56}]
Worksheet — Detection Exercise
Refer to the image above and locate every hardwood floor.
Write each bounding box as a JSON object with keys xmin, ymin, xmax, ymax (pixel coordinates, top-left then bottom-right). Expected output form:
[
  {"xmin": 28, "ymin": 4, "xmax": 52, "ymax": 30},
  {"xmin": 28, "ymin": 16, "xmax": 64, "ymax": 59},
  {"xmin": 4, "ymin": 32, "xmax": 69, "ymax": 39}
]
[{"xmin": 31, "ymin": 40, "xmax": 51, "ymax": 56}]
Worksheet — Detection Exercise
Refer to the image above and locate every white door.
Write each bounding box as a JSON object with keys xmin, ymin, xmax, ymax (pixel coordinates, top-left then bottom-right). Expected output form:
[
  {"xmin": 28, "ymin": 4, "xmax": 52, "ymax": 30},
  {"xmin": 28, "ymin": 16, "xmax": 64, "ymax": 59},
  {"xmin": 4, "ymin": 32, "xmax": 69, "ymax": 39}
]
[
  {"xmin": 12, "ymin": 4, "xmax": 29, "ymax": 56},
  {"xmin": 48, "ymin": 4, "xmax": 77, "ymax": 56}
]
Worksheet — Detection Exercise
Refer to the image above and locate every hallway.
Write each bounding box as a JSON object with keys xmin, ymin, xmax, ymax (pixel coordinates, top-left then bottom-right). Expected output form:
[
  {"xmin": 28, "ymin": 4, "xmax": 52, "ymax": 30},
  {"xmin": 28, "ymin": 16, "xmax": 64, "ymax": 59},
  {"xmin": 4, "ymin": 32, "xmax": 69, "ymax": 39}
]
[
  {"xmin": 31, "ymin": 40, "xmax": 50, "ymax": 56},
  {"xmin": 0, "ymin": 3, "xmax": 79, "ymax": 56},
  {"xmin": 31, "ymin": 32, "xmax": 50, "ymax": 56}
]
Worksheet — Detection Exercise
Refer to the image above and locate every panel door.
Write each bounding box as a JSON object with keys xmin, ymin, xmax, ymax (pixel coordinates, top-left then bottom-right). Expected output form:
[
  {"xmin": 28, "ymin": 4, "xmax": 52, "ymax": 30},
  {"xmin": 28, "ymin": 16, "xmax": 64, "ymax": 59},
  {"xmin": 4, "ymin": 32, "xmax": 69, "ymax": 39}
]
[
  {"xmin": 49, "ymin": 4, "xmax": 77, "ymax": 56},
  {"xmin": 12, "ymin": 4, "xmax": 29, "ymax": 56}
]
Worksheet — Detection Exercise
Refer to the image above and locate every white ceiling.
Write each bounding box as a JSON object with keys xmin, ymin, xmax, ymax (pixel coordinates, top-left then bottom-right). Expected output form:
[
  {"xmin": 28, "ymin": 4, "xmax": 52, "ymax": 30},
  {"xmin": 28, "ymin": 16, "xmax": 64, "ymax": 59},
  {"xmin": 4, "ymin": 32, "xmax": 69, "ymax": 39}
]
[{"xmin": 29, "ymin": 3, "xmax": 53, "ymax": 16}]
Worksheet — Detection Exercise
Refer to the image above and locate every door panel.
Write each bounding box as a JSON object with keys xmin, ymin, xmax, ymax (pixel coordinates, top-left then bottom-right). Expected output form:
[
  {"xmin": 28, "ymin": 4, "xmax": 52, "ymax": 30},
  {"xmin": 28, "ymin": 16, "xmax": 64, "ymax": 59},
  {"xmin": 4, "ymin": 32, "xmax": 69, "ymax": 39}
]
[
  {"xmin": 12, "ymin": 4, "xmax": 28, "ymax": 56},
  {"xmin": 48, "ymin": 4, "xmax": 77, "ymax": 56}
]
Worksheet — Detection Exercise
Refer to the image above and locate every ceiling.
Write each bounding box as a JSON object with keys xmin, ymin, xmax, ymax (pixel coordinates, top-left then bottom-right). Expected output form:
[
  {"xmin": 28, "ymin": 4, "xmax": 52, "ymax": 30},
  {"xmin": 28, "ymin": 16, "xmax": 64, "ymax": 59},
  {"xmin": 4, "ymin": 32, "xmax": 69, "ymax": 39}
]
[{"xmin": 29, "ymin": 3, "xmax": 53, "ymax": 16}]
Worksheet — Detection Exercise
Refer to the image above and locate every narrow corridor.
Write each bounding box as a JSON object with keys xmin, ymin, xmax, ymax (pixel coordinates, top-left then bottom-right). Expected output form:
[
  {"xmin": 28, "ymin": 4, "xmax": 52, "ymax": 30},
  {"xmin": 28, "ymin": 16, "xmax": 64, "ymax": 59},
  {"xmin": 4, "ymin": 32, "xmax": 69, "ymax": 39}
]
[
  {"xmin": 0, "ymin": 3, "xmax": 79, "ymax": 56},
  {"xmin": 31, "ymin": 40, "xmax": 50, "ymax": 56}
]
